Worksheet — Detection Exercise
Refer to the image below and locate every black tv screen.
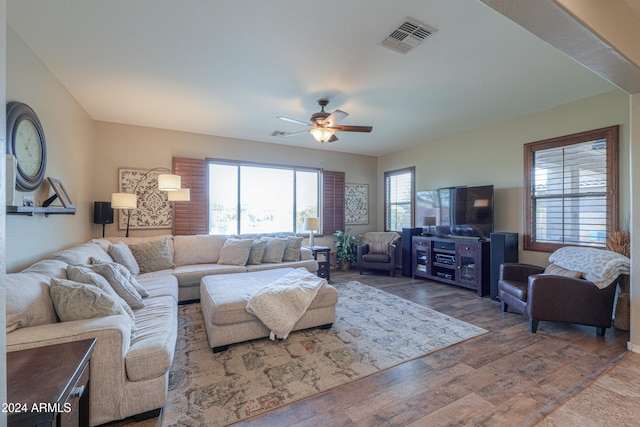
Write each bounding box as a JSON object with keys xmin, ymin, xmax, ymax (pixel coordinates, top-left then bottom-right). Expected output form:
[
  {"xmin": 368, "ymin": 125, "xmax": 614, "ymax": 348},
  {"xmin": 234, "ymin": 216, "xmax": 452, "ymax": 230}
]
[{"xmin": 416, "ymin": 185, "xmax": 494, "ymax": 238}]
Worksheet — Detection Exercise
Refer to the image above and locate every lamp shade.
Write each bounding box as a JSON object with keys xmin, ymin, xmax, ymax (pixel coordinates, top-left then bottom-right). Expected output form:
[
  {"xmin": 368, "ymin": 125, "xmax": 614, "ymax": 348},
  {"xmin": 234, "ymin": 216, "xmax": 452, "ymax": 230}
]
[
  {"xmin": 309, "ymin": 128, "xmax": 335, "ymax": 143},
  {"xmin": 304, "ymin": 217, "xmax": 320, "ymax": 231},
  {"xmin": 423, "ymin": 216, "xmax": 436, "ymax": 226},
  {"xmin": 111, "ymin": 192, "xmax": 137, "ymax": 209},
  {"xmin": 167, "ymin": 188, "xmax": 190, "ymax": 201},
  {"xmin": 157, "ymin": 173, "xmax": 181, "ymax": 191}
]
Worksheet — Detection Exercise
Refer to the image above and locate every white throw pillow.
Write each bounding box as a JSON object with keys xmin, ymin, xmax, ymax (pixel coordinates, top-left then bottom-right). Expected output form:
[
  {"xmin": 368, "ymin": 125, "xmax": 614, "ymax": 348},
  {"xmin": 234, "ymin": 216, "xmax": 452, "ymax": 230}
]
[
  {"xmin": 83, "ymin": 263, "xmax": 146, "ymax": 309},
  {"xmin": 217, "ymin": 239, "xmax": 254, "ymax": 266},
  {"xmin": 50, "ymin": 278, "xmax": 135, "ymax": 329},
  {"xmin": 108, "ymin": 242, "xmax": 141, "ymax": 276},
  {"xmin": 261, "ymin": 238, "xmax": 288, "ymax": 263}
]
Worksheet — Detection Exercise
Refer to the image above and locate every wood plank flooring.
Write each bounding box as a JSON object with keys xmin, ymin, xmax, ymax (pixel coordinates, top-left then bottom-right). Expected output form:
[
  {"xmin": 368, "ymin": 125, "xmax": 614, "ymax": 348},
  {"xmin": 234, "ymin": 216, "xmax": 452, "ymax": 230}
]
[{"xmin": 103, "ymin": 269, "xmax": 632, "ymax": 427}]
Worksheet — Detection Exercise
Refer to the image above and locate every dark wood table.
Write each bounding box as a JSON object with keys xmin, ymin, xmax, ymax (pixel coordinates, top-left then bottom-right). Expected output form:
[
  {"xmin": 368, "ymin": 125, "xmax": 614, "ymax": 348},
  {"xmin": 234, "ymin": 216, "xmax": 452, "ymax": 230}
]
[
  {"xmin": 305, "ymin": 245, "xmax": 331, "ymax": 280},
  {"xmin": 7, "ymin": 338, "xmax": 96, "ymax": 427}
]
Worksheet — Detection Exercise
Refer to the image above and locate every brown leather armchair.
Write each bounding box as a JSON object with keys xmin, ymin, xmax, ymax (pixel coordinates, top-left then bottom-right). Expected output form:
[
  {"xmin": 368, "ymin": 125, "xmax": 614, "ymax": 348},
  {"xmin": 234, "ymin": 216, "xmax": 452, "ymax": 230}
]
[
  {"xmin": 358, "ymin": 232, "xmax": 400, "ymax": 277},
  {"xmin": 499, "ymin": 263, "xmax": 618, "ymax": 336}
]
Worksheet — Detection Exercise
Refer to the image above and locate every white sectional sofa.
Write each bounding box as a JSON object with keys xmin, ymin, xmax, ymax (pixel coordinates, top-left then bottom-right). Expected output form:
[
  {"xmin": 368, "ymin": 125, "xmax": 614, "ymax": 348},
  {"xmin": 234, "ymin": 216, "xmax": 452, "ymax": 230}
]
[{"xmin": 5, "ymin": 233, "xmax": 318, "ymax": 426}]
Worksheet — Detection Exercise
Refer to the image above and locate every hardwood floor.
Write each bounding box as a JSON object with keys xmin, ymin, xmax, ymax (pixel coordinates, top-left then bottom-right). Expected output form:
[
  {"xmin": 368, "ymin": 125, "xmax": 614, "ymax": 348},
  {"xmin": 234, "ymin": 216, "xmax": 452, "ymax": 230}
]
[{"xmin": 104, "ymin": 269, "xmax": 633, "ymax": 427}]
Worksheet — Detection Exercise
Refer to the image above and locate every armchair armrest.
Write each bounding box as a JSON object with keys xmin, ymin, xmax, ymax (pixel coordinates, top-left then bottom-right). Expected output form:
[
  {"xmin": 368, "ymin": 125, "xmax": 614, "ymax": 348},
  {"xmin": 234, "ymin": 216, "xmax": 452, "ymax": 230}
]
[
  {"xmin": 499, "ymin": 263, "xmax": 545, "ymax": 283},
  {"xmin": 357, "ymin": 243, "xmax": 370, "ymax": 259},
  {"xmin": 389, "ymin": 243, "xmax": 398, "ymax": 264}
]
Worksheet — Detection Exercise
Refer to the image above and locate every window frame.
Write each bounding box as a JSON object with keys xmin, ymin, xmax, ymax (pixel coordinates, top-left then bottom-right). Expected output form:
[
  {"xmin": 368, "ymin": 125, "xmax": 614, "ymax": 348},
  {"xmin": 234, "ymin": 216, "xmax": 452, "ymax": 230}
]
[
  {"xmin": 523, "ymin": 126, "xmax": 619, "ymax": 252},
  {"xmin": 207, "ymin": 158, "xmax": 321, "ymax": 236},
  {"xmin": 384, "ymin": 166, "xmax": 415, "ymax": 232}
]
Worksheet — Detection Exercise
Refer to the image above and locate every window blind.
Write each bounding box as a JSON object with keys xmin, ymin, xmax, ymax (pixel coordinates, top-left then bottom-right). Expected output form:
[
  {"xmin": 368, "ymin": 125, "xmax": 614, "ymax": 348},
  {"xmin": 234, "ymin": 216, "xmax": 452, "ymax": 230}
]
[{"xmin": 384, "ymin": 167, "xmax": 415, "ymax": 232}]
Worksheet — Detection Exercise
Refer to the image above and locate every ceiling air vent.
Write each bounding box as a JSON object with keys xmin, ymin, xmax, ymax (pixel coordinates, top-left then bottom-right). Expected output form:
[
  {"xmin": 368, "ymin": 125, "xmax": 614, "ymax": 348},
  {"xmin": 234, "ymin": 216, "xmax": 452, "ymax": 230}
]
[
  {"xmin": 379, "ymin": 18, "xmax": 437, "ymax": 54},
  {"xmin": 271, "ymin": 130, "xmax": 288, "ymax": 137}
]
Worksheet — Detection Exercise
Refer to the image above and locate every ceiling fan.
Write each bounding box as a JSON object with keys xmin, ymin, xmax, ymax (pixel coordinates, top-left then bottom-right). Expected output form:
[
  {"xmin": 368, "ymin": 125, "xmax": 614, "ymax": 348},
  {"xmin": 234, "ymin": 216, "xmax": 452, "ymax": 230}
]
[{"xmin": 276, "ymin": 99, "xmax": 373, "ymax": 143}]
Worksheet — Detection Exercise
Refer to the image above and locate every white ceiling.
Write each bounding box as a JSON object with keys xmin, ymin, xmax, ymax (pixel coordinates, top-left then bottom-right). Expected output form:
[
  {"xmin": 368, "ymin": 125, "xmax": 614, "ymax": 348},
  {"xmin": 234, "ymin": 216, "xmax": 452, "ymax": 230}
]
[{"xmin": 7, "ymin": 0, "xmax": 620, "ymax": 156}]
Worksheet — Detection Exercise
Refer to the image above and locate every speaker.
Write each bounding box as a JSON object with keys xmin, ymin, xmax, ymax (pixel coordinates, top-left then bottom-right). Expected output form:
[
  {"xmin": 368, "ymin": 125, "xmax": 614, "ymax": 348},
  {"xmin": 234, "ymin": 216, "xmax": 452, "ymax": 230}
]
[
  {"xmin": 489, "ymin": 232, "xmax": 519, "ymax": 301},
  {"xmin": 93, "ymin": 201, "xmax": 114, "ymax": 225},
  {"xmin": 6, "ymin": 154, "xmax": 17, "ymax": 206},
  {"xmin": 402, "ymin": 227, "xmax": 423, "ymax": 277}
]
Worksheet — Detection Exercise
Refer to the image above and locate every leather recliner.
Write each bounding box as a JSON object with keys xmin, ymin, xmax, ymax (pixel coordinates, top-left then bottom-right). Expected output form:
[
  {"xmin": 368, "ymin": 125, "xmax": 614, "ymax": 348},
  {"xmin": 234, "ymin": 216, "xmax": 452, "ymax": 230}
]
[
  {"xmin": 357, "ymin": 232, "xmax": 400, "ymax": 277},
  {"xmin": 498, "ymin": 263, "xmax": 618, "ymax": 336}
]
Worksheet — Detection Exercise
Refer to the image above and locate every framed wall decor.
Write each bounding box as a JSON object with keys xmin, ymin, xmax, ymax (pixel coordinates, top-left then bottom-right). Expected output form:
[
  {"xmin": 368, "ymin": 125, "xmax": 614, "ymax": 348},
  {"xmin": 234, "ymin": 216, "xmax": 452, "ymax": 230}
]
[
  {"xmin": 345, "ymin": 183, "xmax": 368, "ymax": 225},
  {"xmin": 118, "ymin": 168, "xmax": 172, "ymax": 230},
  {"xmin": 47, "ymin": 177, "xmax": 75, "ymax": 208}
]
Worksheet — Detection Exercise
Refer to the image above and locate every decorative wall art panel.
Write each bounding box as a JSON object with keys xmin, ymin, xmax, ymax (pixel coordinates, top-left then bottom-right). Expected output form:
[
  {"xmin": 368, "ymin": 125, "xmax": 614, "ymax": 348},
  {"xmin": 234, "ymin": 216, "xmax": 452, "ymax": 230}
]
[
  {"xmin": 118, "ymin": 168, "xmax": 172, "ymax": 230},
  {"xmin": 345, "ymin": 183, "xmax": 368, "ymax": 225}
]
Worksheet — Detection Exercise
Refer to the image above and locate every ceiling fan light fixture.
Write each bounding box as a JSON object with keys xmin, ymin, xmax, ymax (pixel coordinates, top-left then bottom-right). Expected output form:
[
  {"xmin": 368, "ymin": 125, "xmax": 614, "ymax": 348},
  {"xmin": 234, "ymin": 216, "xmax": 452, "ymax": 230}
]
[{"xmin": 310, "ymin": 127, "xmax": 335, "ymax": 143}]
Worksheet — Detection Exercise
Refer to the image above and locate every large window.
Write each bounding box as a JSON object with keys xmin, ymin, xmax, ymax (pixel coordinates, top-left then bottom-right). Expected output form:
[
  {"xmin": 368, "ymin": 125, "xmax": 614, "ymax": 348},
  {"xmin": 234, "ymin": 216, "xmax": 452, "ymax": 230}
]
[
  {"xmin": 384, "ymin": 167, "xmax": 415, "ymax": 232},
  {"xmin": 209, "ymin": 161, "xmax": 319, "ymax": 235},
  {"xmin": 524, "ymin": 126, "xmax": 618, "ymax": 252}
]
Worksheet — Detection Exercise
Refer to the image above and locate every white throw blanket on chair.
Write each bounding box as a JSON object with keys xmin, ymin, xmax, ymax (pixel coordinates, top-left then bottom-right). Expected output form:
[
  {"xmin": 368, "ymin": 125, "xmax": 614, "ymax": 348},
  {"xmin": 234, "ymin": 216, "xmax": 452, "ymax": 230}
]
[{"xmin": 246, "ymin": 268, "xmax": 327, "ymax": 340}]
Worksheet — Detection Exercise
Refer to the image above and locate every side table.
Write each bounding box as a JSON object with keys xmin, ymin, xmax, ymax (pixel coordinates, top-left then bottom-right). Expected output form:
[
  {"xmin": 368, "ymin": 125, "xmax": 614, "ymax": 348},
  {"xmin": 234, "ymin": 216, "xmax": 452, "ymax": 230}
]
[
  {"xmin": 305, "ymin": 245, "xmax": 331, "ymax": 280},
  {"xmin": 7, "ymin": 338, "xmax": 96, "ymax": 427}
]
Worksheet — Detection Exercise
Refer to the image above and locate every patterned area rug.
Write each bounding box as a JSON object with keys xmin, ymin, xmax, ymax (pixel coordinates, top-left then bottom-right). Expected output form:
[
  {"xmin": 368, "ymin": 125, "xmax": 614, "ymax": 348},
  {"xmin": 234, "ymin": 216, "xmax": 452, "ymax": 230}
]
[{"xmin": 163, "ymin": 281, "xmax": 487, "ymax": 426}]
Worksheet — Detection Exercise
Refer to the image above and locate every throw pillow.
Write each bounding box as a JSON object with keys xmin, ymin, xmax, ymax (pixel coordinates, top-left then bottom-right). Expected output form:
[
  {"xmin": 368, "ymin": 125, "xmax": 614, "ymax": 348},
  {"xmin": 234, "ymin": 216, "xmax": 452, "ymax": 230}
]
[
  {"xmin": 50, "ymin": 278, "xmax": 134, "ymax": 328},
  {"xmin": 217, "ymin": 239, "xmax": 254, "ymax": 266},
  {"xmin": 83, "ymin": 263, "xmax": 146, "ymax": 309},
  {"xmin": 90, "ymin": 258, "xmax": 149, "ymax": 298},
  {"xmin": 282, "ymin": 236, "xmax": 303, "ymax": 262},
  {"xmin": 543, "ymin": 263, "xmax": 582, "ymax": 279},
  {"xmin": 108, "ymin": 242, "xmax": 141, "ymax": 276},
  {"xmin": 261, "ymin": 238, "xmax": 288, "ymax": 263},
  {"xmin": 129, "ymin": 237, "xmax": 175, "ymax": 274},
  {"xmin": 370, "ymin": 242, "xmax": 390, "ymax": 254},
  {"xmin": 66, "ymin": 266, "xmax": 136, "ymax": 321},
  {"xmin": 247, "ymin": 239, "xmax": 268, "ymax": 265},
  {"xmin": 6, "ymin": 272, "xmax": 58, "ymax": 333}
]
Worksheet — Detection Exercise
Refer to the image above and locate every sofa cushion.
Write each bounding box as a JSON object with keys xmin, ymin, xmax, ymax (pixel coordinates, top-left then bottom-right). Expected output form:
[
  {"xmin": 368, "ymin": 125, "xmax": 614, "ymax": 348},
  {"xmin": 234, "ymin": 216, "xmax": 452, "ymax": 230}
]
[
  {"xmin": 126, "ymin": 295, "xmax": 177, "ymax": 381},
  {"xmin": 108, "ymin": 242, "xmax": 141, "ymax": 276},
  {"xmin": 246, "ymin": 259, "xmax": 318, "ymax": 273},
  {"xmin": 6, "ymin": 272, "xmax": 58, "ymax": 333},
  {"xmin": 91, "ymin": 259, "xmax": 150, "ymax": 298},
  {"xmin": 129, "ymin": 237, "xmax": 175, "ymax": 274},
  {"xmin": 218, "ymin": 238, "xmax": 253, "ymax": 266},
  {"xmin": 50, "ymin": 242, "xmax": 113, "ymax": 266},
  {"xmin": 247, "ymin": 239, "xmax": 267, "ymax": 265},
  {"xmin": 66, "ymin": 266, "xmax": 136, "ymax": 321},
  {"xmin": 261, "ymin": 237, "xmax": 288, "ymax": 263},
  {"xmin": 173, "ymin": 235, "xmax": 227, "ymax": 266},
  {"xmin": 362, "ymin": 253, "xmax": 390, "ymax": 263},
  {"xmin": 22, "ymin": 259, "xmax": 69, "ymax": 278},
  {"xmin": 83, "ymin": 263, "xmax": 146, "ymax": 309},
  {"xmin": 49, "ymin": 278, "xmax": 134, "ymax": 326},
  {"xmin": 172, "ymin": 264, "xmax": 248, "ymax": 287},
  {"xmin": 136, "ymin": 273, "xmax": 179, "ymax": 301},
  {"xmin": 282, "ymin": 236, "xmax": 303, "ymax": 262}
]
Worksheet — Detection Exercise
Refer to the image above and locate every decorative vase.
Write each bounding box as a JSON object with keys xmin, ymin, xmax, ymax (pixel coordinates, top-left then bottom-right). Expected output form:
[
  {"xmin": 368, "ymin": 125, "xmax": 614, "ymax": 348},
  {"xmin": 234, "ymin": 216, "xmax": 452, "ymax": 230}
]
[{"xmin": 614, "ymin": 274, "xmax": 630, "ymax": 331}]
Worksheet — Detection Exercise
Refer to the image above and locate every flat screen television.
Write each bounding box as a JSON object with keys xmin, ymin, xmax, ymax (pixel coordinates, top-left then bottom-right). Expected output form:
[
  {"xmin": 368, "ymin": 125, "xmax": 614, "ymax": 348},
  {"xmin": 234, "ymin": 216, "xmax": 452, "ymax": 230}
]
[{"xmin": 416, "ymin": 185, "xmax": 494, "ymax": 239}]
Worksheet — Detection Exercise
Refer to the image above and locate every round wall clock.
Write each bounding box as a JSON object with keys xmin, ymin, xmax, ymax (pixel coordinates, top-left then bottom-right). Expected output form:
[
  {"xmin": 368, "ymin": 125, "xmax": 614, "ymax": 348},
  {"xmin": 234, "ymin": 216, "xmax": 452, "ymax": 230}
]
[{"xmin": 6, "ymin": 101, "xmax": 47, "ymax": 192}]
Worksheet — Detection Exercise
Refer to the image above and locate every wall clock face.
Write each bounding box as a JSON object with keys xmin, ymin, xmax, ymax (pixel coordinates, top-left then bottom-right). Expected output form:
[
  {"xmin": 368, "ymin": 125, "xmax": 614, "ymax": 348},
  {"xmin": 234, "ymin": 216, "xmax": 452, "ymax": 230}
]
[{"xmin": 6, "ymin": 101, "xmax": 47, "ymax": 192}]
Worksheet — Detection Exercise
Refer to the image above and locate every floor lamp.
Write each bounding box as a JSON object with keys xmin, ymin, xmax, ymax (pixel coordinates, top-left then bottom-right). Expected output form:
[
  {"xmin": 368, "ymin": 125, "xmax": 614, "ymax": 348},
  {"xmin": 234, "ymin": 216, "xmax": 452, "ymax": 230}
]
[{"xmin": 111, "ymin": 167, "xmax": 186, "ymax": 237}]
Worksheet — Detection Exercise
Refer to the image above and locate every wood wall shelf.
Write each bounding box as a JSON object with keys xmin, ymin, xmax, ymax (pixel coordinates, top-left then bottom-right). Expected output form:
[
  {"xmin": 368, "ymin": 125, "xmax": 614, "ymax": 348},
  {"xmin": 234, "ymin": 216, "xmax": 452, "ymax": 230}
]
[{"xmin": 7, "ymin": 205, "xmax": 76, "ymax": 216}]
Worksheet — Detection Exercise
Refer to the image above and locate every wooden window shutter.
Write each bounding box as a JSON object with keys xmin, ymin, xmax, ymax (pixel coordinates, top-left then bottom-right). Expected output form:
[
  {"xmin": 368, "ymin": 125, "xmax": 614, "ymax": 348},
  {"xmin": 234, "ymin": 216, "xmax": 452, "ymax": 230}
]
[
  {"xmin": 322, "ymin": 170, "xmax": 345, "ymax": 235},
  {"xmin": 172, "ymin": 157, "xmax": 208, "ymax": 235}
]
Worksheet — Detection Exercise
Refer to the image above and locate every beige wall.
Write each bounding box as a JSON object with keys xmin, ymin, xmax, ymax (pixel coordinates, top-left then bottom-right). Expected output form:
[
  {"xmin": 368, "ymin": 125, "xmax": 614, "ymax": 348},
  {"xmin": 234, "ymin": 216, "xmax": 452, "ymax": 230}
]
[
  {"xmin": 92, "ymin": 121, "xmax": 379, "ymax": 248},
  {"xmin": 5, "ymin": 27, "xmax": 96, "ymax": 272},
  {"xmin": 378, "ymin": 90, "xmax": 630, "ymax": 267},
  {"xmin": 630, "ymin": 93, "xmax": 640, "ymax": 349}
]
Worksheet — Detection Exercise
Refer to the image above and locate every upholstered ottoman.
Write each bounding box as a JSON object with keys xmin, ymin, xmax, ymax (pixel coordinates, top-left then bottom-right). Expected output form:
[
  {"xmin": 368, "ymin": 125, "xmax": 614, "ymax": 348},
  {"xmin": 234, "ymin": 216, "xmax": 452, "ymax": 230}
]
[{"xmin": 200, "ymin": 268, "xmax": 338, "ymax": 352}]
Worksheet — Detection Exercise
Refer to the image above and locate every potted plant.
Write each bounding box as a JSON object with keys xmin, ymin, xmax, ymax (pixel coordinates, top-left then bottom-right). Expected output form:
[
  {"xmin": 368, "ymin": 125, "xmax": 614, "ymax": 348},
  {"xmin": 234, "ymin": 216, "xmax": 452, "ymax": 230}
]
[{"xmin": 334, "ymin": 228, "xmax": 360, "ymax": 271}]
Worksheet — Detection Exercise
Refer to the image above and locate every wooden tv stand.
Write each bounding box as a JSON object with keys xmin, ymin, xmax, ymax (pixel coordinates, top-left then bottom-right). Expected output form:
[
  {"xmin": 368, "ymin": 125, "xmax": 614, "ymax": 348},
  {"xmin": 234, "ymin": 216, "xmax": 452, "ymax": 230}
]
[{"xmin": 412, "ymin": 235, "xmax": 489, "ymax": 296}]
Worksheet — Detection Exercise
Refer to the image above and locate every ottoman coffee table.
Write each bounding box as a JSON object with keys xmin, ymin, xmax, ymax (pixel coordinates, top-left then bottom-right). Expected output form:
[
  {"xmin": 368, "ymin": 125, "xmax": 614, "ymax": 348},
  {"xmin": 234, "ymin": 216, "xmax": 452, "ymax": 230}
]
[{"xmin": 200, "ymin": 268, "xmax": 338, "ymax": 352}]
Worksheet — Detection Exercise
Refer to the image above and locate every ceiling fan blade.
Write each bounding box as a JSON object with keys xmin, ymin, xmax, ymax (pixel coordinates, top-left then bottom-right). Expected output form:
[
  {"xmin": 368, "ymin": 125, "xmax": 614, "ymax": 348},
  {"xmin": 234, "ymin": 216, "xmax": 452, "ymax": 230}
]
[
  {"xmin": 324, "ymin": 109, "xmax": 349, "ymax": 127},
  {"xmin": 277, "ymin": 116, "xmax": 309, "ymax": 126},
  {"xmin": 280, "ymin": 130, "xmax": 309, "ymax": 137},
  {"xmin": 328, "ymin": 134, "xmax": 338, "ymax": 143},
  {"xmin": 330, "ymin": 125, "xmax": 373, "ymax": 133}
]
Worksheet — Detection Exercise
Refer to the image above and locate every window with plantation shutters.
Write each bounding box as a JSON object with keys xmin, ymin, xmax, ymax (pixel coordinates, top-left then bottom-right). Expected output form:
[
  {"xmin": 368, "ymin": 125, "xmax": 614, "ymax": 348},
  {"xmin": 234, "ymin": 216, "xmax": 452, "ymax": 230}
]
[
  {"xmin": 524, "ymin": 126, "xmax": 619, "ymax": 252},
  {"xmin": 384, "ymin": 167, "xmax": 415, "ymax": 232},
  {"xmin": 172, "ymin": 157, "xmax": 208, "ymax": 235}
]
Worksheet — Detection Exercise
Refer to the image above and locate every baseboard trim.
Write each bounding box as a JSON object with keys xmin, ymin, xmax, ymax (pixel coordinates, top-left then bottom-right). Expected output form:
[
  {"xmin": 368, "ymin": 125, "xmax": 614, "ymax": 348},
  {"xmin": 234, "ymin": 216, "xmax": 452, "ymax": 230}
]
[{"xmin": 627, "ymin": 341, "xmax": 640, "ymax": 353}]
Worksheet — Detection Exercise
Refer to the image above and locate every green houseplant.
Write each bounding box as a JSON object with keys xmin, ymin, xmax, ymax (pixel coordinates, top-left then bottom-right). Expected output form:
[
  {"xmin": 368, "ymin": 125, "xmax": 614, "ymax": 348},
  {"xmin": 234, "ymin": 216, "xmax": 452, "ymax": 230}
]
[{"xmin": 334, "ymin": 228, "xmax": 360, "ymax": 270}]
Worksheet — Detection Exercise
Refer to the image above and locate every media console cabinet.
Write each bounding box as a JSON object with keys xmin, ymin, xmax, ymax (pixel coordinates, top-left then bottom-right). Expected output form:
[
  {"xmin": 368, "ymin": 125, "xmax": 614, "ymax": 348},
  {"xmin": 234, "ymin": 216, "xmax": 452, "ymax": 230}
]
[{"xmin": 412, "ymin": 235, "xmax": 490, "ymax": 296}]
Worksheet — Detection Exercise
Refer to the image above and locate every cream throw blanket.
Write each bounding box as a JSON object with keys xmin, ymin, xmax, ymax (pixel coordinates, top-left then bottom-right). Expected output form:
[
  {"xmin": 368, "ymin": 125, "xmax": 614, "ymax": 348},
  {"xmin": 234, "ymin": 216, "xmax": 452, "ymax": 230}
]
[{"xmin": 246, "ymin": 268, "xmax": 327, "ymax": 340}]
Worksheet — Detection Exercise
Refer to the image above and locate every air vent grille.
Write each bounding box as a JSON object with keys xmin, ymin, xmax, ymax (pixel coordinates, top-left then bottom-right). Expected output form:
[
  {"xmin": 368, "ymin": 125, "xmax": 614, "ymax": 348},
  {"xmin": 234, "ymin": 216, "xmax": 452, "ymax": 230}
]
[
  {"xmin": 380, "ymin": 18, "xmax": 436, "ymax": 54},
  {"xmin": 271, "ymin": 130, "xmax": 288, "ymax": 137}
]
